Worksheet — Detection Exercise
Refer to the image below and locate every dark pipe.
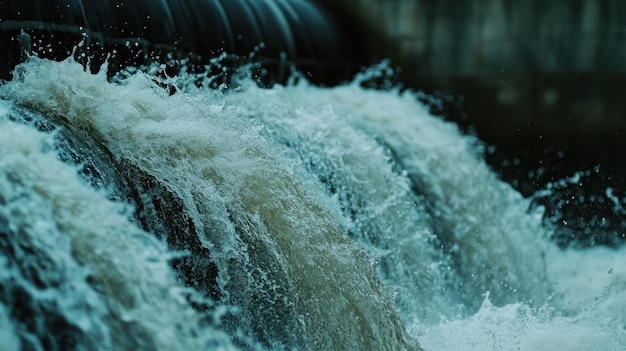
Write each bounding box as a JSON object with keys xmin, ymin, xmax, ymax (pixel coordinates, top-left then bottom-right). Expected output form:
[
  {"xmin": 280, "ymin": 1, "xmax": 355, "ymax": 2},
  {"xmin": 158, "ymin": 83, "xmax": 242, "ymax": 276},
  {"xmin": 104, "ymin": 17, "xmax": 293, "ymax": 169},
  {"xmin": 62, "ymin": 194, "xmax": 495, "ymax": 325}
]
[{"xmin": 0, "ymin": 0, "xmax": 361, "ymax": 84}]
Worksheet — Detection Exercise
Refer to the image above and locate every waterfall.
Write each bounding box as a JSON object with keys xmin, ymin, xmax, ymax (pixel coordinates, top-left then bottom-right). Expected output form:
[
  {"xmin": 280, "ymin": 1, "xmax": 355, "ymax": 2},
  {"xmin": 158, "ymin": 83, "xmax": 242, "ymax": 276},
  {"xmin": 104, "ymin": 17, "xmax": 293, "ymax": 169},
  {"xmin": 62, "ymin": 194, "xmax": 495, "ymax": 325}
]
[{"xmin": 0, "ymin": 57, "xmax": 624, "ymax": 350}]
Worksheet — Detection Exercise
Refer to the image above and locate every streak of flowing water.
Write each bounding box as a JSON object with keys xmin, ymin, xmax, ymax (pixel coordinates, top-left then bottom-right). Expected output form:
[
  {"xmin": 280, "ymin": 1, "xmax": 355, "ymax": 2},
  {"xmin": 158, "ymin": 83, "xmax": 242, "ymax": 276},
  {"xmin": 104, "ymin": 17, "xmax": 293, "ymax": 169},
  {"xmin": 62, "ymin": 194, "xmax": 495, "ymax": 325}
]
[
  {"xmin": 0, "ymin": 57, "xmax": 624, "ymax": 350},
  {"xmin": 0, "ymin": 109, "xmax": 235, "ymax": 350}
]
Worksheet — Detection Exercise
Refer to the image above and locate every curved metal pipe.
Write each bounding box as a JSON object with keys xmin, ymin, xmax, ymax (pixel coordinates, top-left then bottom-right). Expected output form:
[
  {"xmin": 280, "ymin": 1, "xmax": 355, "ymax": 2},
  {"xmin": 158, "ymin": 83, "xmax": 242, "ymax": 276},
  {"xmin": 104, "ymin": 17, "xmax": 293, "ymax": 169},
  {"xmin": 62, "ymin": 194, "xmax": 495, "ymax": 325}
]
[{"xmin": 0, "ymin": 0, "xmax": 359, "ymax": 83}]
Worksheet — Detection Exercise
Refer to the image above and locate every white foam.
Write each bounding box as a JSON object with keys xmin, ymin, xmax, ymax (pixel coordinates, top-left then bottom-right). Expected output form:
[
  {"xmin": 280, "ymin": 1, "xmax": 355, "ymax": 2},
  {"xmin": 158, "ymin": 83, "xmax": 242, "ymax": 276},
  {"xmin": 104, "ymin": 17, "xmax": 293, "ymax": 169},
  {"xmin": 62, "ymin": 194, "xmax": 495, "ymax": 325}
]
[
  {"xmin": 418, "ymin": 299, "xmax": 623, "ymax": 351},
  {"xmin": 418, "ymin": 245, "xmax": 626, "ymax": 351}
]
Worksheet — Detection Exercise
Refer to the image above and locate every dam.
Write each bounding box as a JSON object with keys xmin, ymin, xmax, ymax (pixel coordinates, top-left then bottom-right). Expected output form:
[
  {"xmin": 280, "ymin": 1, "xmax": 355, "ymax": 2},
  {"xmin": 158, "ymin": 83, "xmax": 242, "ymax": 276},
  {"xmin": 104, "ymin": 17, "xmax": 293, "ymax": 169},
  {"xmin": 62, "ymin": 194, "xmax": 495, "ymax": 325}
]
[{"xmin": 1, "ymin": 1, "xmax": 625, "ymax": 350}]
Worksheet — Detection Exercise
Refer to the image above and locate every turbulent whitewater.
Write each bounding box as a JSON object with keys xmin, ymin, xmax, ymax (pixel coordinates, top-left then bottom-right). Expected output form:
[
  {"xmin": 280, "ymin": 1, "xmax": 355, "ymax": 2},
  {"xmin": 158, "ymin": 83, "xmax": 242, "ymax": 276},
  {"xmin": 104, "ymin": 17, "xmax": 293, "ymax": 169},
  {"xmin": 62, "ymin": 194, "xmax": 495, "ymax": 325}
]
[{"xmin": 0, "ymin": 58, "xmax": 624, "ymax": 350}]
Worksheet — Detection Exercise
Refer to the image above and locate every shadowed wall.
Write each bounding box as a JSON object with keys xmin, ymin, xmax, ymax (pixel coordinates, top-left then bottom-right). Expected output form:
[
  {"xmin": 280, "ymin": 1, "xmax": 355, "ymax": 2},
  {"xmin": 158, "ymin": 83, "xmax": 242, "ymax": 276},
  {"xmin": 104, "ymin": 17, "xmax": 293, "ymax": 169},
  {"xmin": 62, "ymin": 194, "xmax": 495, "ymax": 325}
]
[{"xmin": 323, "ymin": 0, "xmax": 626, "ymax": 148}]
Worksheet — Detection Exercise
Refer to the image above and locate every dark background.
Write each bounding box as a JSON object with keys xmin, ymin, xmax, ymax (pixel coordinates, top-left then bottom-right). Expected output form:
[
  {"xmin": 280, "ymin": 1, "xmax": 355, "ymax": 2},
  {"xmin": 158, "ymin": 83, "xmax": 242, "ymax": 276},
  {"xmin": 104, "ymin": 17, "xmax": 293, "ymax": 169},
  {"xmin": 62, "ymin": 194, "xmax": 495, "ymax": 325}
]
[{"xmin": 321, "ymin": 0, "xmax": 626, "ymax": 247}]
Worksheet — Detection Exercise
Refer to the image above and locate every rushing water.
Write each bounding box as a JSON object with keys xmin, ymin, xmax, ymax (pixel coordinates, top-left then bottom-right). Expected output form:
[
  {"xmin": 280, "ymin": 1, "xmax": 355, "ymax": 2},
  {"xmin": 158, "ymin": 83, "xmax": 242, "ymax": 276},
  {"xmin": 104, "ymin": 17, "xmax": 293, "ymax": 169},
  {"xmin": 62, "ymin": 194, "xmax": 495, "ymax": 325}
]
[{"xmin": 0, "ymin": 57, "xmax": 624, "ymax": 350}]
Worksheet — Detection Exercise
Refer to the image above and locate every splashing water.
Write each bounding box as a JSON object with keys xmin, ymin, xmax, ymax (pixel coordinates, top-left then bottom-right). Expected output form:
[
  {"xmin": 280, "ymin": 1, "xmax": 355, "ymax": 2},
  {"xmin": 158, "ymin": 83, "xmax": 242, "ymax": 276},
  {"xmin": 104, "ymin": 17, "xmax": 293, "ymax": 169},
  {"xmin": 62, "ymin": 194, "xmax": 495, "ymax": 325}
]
[
  {"xmin": 0, "ymin": 57, "xmax": 624, "ymax": 350},
  {"xmin": 0, "ymin": 109, "xmax": 235, "ymax": 350}
]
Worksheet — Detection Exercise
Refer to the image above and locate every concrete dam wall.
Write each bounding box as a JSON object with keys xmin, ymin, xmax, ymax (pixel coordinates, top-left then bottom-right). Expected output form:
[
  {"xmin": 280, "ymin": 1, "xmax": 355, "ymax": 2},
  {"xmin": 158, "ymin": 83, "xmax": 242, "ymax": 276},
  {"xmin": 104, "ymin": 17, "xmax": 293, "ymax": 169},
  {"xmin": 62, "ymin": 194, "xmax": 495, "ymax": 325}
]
[{"xmin": 323, "ymin": 0, "xmax": 626, "ymax": 153}]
